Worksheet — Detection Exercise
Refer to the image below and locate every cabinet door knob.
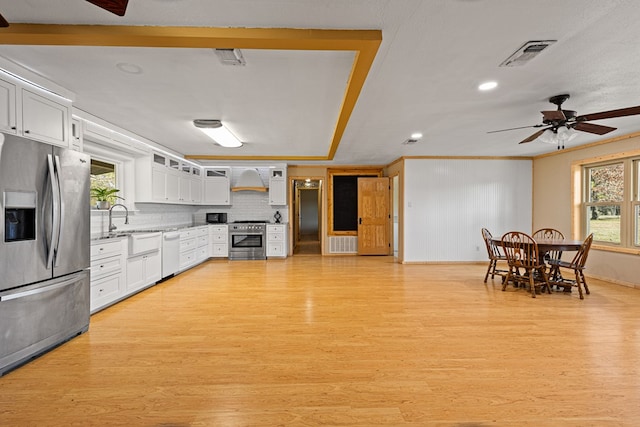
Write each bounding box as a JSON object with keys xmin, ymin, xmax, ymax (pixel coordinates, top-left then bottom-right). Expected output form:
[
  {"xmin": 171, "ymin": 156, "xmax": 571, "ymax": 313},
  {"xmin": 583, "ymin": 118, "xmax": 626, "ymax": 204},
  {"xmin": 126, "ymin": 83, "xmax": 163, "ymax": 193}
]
[{"xmin": 24, "ymin": 130, "xmax": 30, "ymax": 134}]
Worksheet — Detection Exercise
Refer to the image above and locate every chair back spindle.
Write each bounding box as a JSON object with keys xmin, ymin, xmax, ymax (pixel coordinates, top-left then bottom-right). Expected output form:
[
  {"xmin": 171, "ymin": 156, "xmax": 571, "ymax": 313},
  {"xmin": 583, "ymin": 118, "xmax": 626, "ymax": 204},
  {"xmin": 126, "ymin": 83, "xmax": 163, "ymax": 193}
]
[{"xmin": 500, "ymin": 231, "xmax": 551, "ymax": 298}]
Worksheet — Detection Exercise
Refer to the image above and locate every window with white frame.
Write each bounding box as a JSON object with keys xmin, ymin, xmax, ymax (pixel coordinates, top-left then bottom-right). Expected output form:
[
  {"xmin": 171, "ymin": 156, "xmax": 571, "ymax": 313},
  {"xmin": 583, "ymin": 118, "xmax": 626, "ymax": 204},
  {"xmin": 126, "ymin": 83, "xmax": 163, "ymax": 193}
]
[
  {"xmin": 585, "ymin": 162, "xmax": 624, "ymax": 244},
  {"xmin": 634, "ymin": 159, "xmax": 640, "ymax": 246},
  {"xmin": 582, "ymin": 157, "xmax": 640, "ymax": 249},
  {"xmin": 89, "ymin": 157, "xmax": 123, "ymax": 208}
]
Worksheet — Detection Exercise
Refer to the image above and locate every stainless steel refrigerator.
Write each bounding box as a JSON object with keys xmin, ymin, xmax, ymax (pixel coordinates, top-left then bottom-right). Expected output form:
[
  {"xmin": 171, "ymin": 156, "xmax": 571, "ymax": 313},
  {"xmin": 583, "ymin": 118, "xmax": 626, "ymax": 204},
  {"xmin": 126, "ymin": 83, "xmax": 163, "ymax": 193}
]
[{"xmin": 0, "ymin": 133, "xmax": 90, "ymax": 376}]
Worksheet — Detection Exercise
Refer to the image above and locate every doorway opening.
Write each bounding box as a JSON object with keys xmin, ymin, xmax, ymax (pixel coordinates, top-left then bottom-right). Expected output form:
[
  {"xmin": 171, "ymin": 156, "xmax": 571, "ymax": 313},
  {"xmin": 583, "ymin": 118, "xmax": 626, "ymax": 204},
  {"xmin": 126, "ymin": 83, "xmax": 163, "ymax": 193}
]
[{"xmin": 292, "ymin": 178, "xmax": 322, "ymax": 255}]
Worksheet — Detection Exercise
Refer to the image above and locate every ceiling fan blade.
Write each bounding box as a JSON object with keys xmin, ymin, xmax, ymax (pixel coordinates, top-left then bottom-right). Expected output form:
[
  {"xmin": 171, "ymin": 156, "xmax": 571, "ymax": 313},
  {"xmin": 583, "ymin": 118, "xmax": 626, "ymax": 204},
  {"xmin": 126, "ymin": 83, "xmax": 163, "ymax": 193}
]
[
  {"xmin": 541, "ymin": 110, "xmax": 565, "ymax": 121},
  {"xmin": 85, "ymin": 0, "xmax": 129, "ymax": 16},
  {"xmin": 487, "ymin": 124, "xmax": 544, "ymax": 134},
  {"xmin": 0, "ymin": 12, "xmax": 9, "ymax": 27},
  {"xmin": 576, "ymin": 105, "xmax": 640, "ymax": 121},
  {"xmin": 573, "ymin": 122, "xmax": 616, "ymax": 135},
  {"xmin": 519, "ymin": 128, "xmax": 547, "ymax": 144}
]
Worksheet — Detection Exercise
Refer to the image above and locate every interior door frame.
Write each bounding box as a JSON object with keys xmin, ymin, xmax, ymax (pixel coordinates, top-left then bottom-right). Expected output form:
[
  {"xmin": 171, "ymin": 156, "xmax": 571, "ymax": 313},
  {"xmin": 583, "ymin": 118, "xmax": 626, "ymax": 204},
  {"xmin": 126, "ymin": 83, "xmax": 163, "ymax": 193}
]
[{"xmin": 288, "ymin": 176, "xmax": 324, "ymax": 256}]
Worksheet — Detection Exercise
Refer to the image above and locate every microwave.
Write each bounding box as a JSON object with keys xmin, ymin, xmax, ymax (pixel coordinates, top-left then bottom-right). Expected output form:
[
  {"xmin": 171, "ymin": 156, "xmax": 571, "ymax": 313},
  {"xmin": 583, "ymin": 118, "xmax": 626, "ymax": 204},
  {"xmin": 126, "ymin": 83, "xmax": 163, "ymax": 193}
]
[{"xmin": 206, "ymin": 212, "xmax": 228, "ymax": 224}]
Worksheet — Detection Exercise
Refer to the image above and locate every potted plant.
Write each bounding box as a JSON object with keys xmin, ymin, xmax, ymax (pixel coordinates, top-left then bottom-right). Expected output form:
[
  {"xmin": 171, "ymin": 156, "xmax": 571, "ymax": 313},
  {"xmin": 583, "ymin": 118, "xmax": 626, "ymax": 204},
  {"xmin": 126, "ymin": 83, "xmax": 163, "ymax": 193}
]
[{"xmin": 90, "ymin": 187, "xmax": 124, "ymax": 210}]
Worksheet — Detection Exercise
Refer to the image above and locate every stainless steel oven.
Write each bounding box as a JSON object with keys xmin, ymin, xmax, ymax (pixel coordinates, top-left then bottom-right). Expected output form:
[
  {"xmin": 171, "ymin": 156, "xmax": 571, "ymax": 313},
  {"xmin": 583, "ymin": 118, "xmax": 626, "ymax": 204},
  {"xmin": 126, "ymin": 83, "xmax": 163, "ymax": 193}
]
[{"xmin": 228, "ymin": 222, "xmax": 266, "ymax": 260}]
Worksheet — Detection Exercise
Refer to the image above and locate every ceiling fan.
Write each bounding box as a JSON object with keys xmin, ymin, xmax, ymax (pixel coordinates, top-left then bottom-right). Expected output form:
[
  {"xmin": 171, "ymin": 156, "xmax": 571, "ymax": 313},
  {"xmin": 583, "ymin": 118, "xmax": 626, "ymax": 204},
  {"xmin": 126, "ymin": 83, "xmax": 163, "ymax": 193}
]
[
  {"xmin": 0, "ymin": 0, "xmax": 129, "ymax": 27},
  {"xmin": 488, "ymin": 94, "xmax": 640, "ymax": 148}
]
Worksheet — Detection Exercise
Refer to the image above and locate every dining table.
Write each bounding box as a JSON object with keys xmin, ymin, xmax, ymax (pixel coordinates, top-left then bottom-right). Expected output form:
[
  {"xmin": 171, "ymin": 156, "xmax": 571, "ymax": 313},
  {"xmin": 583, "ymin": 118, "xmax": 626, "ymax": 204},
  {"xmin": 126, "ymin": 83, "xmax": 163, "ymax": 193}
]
[
  {"xmin": 531, "ymin": 238, "xmax": 583, "ymax": 253},
  {"xmin": 491, "ymin": 236, "xmax": 584, "ymax": 290},
  {"xmin": 491, "ymin": 236, "xmax": 583, "ymax": 253}
]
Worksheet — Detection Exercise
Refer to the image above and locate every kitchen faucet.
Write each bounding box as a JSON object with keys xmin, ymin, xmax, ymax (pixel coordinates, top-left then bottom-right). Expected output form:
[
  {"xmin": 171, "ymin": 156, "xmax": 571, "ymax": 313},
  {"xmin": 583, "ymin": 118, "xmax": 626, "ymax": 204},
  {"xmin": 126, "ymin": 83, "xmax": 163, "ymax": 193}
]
[{"xmin": 108, "ymin": 203, "xmax": 129, "ymax": 232}]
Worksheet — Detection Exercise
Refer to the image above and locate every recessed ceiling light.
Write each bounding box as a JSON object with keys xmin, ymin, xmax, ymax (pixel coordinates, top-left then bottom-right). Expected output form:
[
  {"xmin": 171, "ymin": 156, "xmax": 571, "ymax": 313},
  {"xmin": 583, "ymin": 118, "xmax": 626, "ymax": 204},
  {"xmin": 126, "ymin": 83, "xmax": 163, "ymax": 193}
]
[
  {"xmin": 478, "ymin": 81, "xmax": 498, "ymax": 91},
  {"xmin": 116, "ymin": 62, "xmax": 143, "ymax": 74},
  {"xmin": 411, "ymin": 132, "xmax": 423, "ymax": 139}
]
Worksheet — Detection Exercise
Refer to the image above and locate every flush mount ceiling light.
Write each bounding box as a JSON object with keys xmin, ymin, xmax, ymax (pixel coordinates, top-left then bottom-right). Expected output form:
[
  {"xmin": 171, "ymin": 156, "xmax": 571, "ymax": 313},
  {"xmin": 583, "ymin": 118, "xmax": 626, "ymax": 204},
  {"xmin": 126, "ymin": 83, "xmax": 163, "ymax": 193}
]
[
  {"xmin": 193, "ymin": 119, "xmax": 243, "ymax": 148},
  {"xmin": 478, "ymin": 81, "xmax": 498, "ymax": 91}
]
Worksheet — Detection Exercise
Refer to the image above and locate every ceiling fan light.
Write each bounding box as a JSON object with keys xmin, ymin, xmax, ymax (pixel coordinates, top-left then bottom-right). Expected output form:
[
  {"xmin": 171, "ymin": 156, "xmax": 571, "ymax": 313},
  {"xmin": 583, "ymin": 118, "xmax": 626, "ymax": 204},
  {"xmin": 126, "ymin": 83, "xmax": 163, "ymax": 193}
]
[
  {"xmin": 557, "ymin": 126, "xmax": 578, "ymax": 142},
  {"xmin": 537, "ymin": 127, "xmax": 578, "ymax": 145},
  {"xmin": 537, "ymin": 129, "xmax": 556, "ymax": 144}
]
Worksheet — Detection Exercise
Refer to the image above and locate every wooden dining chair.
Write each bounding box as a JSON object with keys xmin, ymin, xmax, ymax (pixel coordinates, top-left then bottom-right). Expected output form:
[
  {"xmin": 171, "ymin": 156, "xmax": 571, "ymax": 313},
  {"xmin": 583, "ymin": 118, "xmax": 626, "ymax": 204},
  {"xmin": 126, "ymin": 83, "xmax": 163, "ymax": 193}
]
[
  {"xmin": 481, "ymin": 228, "xmax": 508, "ymax": 283},
  {"xmin": 547, "ymin": 234, "xmax": 593, "ymax": 300},
  {"xmin": 533, "ymin": 228, "xmax": 565, "ymax": 281},
  {"xmin": 532, "ymin": 228, "xmax": 565, "ymax": 240},
  {"xmin": 501, "ymin": 231, "xmax": 552, "ymax": 298}
]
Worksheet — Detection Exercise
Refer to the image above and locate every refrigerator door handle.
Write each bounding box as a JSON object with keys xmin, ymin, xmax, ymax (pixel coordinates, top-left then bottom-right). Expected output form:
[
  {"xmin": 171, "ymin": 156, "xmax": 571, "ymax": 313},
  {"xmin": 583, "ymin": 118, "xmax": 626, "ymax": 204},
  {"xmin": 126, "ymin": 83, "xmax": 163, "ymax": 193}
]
[
  {"xmin": 46, "ymin": 154, "xmax": 61, "ymax": 269},
  {"xmin": 53, "ymin": 155, "xmax": 64, "ymax": 267}
]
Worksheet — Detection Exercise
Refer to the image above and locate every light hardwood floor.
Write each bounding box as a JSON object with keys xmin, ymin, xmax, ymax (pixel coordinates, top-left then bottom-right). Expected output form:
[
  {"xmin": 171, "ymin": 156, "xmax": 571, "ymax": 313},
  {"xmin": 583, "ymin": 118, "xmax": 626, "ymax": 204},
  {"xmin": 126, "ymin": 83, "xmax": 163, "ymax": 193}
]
[
  {"xmin": 1, "ymin": 256, "xmax": 640, "ymax": 426},
  {"xmin": 294, "ymin": 233, "xmax": 321, "ymax": 255}
]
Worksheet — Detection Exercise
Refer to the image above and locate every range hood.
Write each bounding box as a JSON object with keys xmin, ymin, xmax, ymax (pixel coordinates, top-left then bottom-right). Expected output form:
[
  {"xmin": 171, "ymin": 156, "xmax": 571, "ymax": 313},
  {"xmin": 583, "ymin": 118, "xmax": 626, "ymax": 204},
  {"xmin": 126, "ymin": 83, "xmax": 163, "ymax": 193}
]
[{"xmin": 231, "ymin": 168, "xmax": 267, "ymax": 192}]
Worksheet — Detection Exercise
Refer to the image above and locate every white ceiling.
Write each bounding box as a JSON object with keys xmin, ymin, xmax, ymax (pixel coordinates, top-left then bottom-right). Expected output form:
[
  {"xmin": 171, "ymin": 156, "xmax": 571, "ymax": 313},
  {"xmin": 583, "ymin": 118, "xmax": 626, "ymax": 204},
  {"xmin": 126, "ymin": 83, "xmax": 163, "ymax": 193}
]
[{"xmin": 2, "ymin": 0, "xmax": 640, "ymax": 165}]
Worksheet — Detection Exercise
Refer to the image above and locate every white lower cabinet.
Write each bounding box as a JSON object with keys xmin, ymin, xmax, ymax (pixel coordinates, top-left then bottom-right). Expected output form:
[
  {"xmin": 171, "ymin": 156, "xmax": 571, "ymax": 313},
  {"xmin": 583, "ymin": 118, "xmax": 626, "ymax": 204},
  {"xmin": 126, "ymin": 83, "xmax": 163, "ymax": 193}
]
[
  {"xmin": 196, "ymin": 226, "xmax": 209, "ymax": 262},
  {"xmin": 208, "ymin": 224, "xmax": 228, "ymax": 258},
  {"xmin": 90, "ymin": 226, "xmax": 211, "ymax": 314},
  {"xmin": 90, "ymin": 237, "xmax": 127, "ymax": 313},
  {"xmin": 178, "ymin": 226, "xmax": 211, "ymax": 270},
  {"xmin": 266, "ymin": 224, "xmax": 287, "ymax": 258},
  {"xmin": 91, "ymin": 274, "xmax": 124, "ymax": 311},
  {"xmin": 126, "ymin": 249, "xmax": 162, "ymax": 294},
  {"xmin": 179, "ymin": 227, "xmax": 198, "ymax": 270}
]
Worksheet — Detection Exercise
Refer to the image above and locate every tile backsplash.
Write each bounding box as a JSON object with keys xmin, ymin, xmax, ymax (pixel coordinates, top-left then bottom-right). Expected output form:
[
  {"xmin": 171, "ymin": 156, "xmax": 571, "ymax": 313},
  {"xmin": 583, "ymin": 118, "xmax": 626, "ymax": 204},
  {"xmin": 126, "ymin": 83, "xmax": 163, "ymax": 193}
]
[{"xmin": 91, "ymin": 191, "xmax": 288, "ymax": 236}]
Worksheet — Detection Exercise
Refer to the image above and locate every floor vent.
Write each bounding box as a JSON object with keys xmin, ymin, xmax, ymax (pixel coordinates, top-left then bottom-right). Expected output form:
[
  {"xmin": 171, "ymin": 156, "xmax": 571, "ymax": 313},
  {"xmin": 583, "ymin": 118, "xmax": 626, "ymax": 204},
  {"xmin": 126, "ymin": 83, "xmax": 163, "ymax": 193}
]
[{"xmin": 329, "ymin": 236, "xmax": 358, "ymax": 254}]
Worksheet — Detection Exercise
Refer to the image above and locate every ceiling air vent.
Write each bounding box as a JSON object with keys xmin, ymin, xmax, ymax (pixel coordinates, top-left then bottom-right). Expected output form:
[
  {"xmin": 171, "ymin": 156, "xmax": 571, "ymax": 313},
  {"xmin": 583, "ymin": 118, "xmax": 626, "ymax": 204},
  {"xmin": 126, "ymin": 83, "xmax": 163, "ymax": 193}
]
[
  {"xmin": 499, "ymin": 40, "xmax": 556, "ymax": 67},
  {"xmin": 214, "ymin": 48, "xmax": 246, "ymax": 66}
]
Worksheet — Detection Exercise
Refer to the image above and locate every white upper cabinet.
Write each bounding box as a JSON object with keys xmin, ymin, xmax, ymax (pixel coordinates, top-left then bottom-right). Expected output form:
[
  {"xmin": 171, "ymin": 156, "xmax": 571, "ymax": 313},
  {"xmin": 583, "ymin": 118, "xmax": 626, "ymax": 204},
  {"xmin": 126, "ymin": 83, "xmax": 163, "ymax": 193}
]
[
  {"xmin": 21, "ymin": 89, "xmax": 70, "ymax": 147},
  {"xmin": 269, "ymin": 166, "xmax": 287, "ymax": 205},
  {"xmin": 0, "ymin": 74, "xmax": 71, "ymax": 148},
  {"xmin": 0, "ymin": 79, "xmax": 17, "ymax": 135},
  {"xmin": 190, "ymin": 167, "xmax": 203, "ymax": 204},
  {"xmin": 136, "ymin": 152, "xmax": 203, "ymax": 205},
  {"xmin": 204, "ymin": 168, "xmax": 231, "ymax": 205}
]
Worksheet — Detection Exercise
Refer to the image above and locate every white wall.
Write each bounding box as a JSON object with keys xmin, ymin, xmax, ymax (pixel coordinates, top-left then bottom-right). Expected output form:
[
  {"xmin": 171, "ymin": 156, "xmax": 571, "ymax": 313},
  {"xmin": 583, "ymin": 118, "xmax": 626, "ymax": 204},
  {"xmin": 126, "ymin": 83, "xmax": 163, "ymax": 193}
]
[
  {"xmin": 403, "ymin": 158, "xmax": 532, "ymax": 262},
  {"xmin": 300, "ymin": 189, "xmax": 319, "ymax": 234}
]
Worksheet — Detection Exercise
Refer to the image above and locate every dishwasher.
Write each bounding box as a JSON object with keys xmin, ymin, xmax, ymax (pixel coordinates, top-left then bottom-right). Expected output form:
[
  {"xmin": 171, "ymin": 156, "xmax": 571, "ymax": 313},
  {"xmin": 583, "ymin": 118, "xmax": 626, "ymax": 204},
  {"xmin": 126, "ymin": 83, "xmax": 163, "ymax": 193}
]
[{"xmin": 161, "ymin": 231, "xmax": 181, "ymax": 278}]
